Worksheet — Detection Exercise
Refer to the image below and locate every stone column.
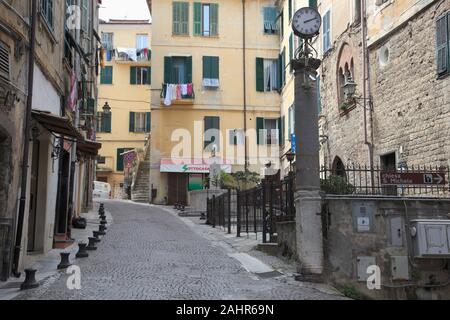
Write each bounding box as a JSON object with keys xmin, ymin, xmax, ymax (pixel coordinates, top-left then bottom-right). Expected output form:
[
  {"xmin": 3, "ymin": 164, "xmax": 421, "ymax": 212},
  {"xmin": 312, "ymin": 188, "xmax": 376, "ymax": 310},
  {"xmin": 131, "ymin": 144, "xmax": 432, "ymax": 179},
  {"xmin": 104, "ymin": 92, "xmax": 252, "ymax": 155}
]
[{"xmin": 292, "ymin": 57, "xmax": 324, "ymax": 275}]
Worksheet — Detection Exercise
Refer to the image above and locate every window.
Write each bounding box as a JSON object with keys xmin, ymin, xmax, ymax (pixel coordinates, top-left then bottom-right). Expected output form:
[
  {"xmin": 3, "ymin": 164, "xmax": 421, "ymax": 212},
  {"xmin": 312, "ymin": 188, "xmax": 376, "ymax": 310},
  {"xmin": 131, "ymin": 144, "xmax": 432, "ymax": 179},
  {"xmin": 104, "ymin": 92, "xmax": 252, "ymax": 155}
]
[
  {"xmin": 288, "ymin": 0, "xmax": 293, "ymax": 20},
  {"xmin": 202, "ymin": 56, "xmax": 219, "ymax": 87},
  {"xmin": 323, "ymin": 10, "xmax": 331, "ymax": 53},
  {"xmin": 437, "ymin": 13, "xmax": 450, "ymax": 76},
  {"xmin": 136, "ymin": 34, "xmax": 148, "ymax": 50},
  {"xmin": 256, "ymin": 58, "xmax": 279, "ymax": 92},
  {"xmin": 41, "ymin": 0, "xmax": 54, "ymax": 29},
  {"xmin": 309, "ymin": 0, "xmax": 317, "ymax": 9},
  {"xmin": 263, "ymin": 7, "xmax": 278, "ymax": 34},
  {"xmin": 102, "ymin": 32, "xmax": 114, "ymax": 50},
  {"xmin": 164, "ymin": 56, "xmax": 192, "ymax": 84},
  {"xmin": 117, "ymin": 148, "xmax": 133, "ymax": 172},
  {"xmin": 204, "ymin": 116, "xmax": 220, "ymax": 151},
  {"xmin": 96, "ymin": 112, "xmax": 112, "ymax": 133},
  {"xmin": 229, "ymin": 129, "xmax": 245, "ymax": 145},
  {"xmin": 97, "ymin": 156, "xmax": 106, "ymax": 164},
  {"xmin": 194, "ymin": 3, "xmax": 218, "ymax": 36},
  {"xmin": 173, "ymin": 2, "xmax": 189, "ymax": 35},
  {"xmin": 129, "ymin": 112, "xmax": 151, "ymax": 133},
  {"xmin": 289, "ymin": 34, "xmax": 294, "ymax": 73},
  {"xmin": 130, "ymin": 67, "xmax": 151, "ymax": 85},
  {"xmin": 100, "ymin": 66, "xmax": 113, "ymax": 84},
  {"xmin": 288, "ymin": 105, "xmax": 295, "ymax": 141},
  {"xmin": 280, "ymin": 47, "xmax": 286, "ymax": 86},
  {"xmin": 353, "ymin": 0, "xmax": 361, "ymax": 25},
  {"xmin": 0, "ymin": 41, "xmax": 10, "ymax": 81},
  {"xmin": 256, "ymin": 117, "xmax": 282, "ymax": 145}
]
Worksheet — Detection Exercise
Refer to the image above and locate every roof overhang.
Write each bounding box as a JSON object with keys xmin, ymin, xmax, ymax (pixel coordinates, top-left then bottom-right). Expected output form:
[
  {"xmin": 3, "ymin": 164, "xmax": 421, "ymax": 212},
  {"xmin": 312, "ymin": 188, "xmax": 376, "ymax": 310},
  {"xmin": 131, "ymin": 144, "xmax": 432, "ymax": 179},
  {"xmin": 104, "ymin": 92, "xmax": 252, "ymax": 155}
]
[
  {"xmin": 32, "ymin": 110, "xmax": 84, "ymax": 141},
  {"xmin": 77, "ymin": 139, "xmax": 102, "ymax": 157}
]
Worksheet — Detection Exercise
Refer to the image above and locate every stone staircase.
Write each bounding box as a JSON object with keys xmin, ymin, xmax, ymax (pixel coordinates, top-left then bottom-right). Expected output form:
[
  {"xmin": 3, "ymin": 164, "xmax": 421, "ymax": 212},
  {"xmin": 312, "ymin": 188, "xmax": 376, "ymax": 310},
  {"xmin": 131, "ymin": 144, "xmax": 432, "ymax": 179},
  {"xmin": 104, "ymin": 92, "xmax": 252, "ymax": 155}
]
[{"xmin": 131, "ymin": 144, "xmax": 150, "ymax": 203}]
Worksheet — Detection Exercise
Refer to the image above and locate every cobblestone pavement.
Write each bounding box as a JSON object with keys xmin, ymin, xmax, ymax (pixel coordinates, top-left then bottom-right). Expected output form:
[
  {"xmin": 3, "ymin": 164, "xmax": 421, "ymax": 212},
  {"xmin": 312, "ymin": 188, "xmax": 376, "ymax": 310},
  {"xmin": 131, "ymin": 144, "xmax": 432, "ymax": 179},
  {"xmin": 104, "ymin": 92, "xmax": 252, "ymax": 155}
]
[{"xmin": 14, "ymin": 200, "xmax": 346, "ymax": 300}]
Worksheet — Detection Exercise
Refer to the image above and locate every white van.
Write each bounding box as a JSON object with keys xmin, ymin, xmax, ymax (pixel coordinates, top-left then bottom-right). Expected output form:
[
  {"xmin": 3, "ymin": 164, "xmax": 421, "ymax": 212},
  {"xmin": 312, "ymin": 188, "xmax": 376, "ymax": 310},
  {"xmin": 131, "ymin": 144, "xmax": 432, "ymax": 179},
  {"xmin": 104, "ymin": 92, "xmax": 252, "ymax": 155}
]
[{"xmin": 93, "ymin": 181, "xmax": 111, "ymax": 199}]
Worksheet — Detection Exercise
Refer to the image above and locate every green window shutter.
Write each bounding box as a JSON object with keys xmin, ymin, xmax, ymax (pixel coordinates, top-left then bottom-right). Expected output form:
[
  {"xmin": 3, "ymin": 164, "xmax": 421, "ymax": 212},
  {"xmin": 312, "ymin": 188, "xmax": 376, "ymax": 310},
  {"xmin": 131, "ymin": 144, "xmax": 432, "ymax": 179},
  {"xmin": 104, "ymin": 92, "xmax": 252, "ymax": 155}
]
[
  {"xmin": 256, "ymin": 117, "xmax": 264, "ymax": 145},
  {"xmin": 278, "ymin": 54, "xmax": 283, "ymax": 89},
  {"xmin": 130, "ymin": 67, "xmax": 137, "ymax": 85},
  {"xmin": 289, "ymin": 0, "xmax": 292, "ymax": 20},
  {"xmin": 282, "ymin": 48, "xmax": 286, "ymax": 85},
  {"xmin": 129, "ymin": 112, "xmax": 135, "ymax": 132},
  {"xmin": 186, "ymin": 56, "xmax": 192, "ymax": 83},
  {"xmin": 288, "ymin": 106, "xmax": 292, "ymax": 141},
  {"xmin": 145, "ymin": 112, "xmax": 151, "ymax": 132},
  {"xmin": 193, "ymin": 2, "xmax": 202, "ymax": 36},
  {"xmin": 436, "ymin": 15, "xmax": 448, "ymax": 75},
  {"xmin": 289, "ymin": 34, "xmax": 293, "ymax": 73},
  {"xmin": 264, "ymin": 7, "xmax": 277, "ymax": 33},
  {"xmin": 203, "ymin": 56, "xmax": 219, "ymax": 79},
  {"xmin": 100, "ymin": 66, "xmax": 112, "ymax": 84},
  {"xmin": 204, "ymin": 116, "xmax": 220, "ymax": 149},
  {"xmin": 104, "ymin": 113, "xmax": 111, "ymax": 133},
  {"xmin": 117, "ymin": 148, "xmax": 125, "ymax": 171},
  {"xmin": 256, "ymin": 58, "xmax": 264, "ymax": 92},
  {"xmin": 203, "ymin": 56, "xmax": 211, "ymax": 79},
  {"xmin": 173, "ymin": 2, "xmax": 180, "ymax": 34},
  {"xmin": 147, "ymin": 67, "xmax": 151, "ymax": 85},
  {"xmin": 211, "ymin": 56, "xmax": 219, "ymax": 79},
  {"xmin": 164, "ymin": 56, "xmax": 173, "ymax": 83},
  {"xmin": 181, "ymin": 2, "xmax": 189, "ymax": 35},
  {"xmin": 210, "ymin": 3, "xmax": 218, "ymax": 36},
  {"xmin": 309, "ymin": 0, "xmax": 317, "ymax": 9}
]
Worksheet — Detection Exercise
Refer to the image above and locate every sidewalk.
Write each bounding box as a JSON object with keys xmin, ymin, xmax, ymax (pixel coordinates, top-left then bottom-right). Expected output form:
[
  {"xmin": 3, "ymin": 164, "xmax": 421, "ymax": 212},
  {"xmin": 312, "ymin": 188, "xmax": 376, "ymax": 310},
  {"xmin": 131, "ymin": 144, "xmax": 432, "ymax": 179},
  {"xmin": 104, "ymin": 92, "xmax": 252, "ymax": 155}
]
[
  {"xmin": 0, "ymin": 202, "xmax": 113, "ymax": 300},
  {"xmin": 159, "ymin": 205, "xmax": 345, "ymax": 298}
]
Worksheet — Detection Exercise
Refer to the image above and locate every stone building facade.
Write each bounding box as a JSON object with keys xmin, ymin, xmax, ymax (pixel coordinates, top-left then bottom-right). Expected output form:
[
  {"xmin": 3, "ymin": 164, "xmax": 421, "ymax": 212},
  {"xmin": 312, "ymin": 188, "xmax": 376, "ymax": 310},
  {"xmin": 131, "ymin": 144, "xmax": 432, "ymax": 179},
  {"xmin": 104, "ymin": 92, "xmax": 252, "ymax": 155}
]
[{"xmin": 318, "ymin": 0, "xmax": 450, "ymax": 173}]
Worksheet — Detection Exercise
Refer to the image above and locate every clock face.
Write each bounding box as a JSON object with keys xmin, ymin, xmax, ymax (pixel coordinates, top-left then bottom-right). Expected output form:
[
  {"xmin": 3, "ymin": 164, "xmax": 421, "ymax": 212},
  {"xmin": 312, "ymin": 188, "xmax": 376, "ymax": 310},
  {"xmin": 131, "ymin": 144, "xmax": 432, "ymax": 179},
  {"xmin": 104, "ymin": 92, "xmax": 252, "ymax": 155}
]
[{"xmin": 292, "ymin": 7, "xmax": 322, "ymax": 38}]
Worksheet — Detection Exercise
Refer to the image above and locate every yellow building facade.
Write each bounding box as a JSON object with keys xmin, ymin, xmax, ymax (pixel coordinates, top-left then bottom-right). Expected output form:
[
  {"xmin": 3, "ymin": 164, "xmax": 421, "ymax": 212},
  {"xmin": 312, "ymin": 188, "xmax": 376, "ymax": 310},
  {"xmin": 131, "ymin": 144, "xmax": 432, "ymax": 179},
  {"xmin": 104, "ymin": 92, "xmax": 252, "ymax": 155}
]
[
  {"xmin": 147, "ymin": 0, "xmax": 287, "ymax": 205},
  {"xmin": 97, "ymin": 20, "xmax": 152, "ymax": 198}
]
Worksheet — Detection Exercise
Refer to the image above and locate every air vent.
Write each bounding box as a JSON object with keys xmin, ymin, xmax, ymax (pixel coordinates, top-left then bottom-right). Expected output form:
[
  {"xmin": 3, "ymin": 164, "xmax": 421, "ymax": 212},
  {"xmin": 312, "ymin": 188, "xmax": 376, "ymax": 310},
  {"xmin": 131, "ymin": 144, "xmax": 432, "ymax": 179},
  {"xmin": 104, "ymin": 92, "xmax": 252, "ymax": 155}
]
[{"xmin": 0, "ymin": 41, "xmax": 10, "ymax": 81}]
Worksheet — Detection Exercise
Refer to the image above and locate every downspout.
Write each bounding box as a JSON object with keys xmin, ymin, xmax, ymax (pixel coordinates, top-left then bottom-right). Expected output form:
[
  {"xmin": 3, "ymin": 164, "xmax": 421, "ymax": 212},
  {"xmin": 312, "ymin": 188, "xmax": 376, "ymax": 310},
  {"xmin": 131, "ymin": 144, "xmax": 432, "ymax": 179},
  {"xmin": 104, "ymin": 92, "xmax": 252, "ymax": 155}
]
[
  {"xmin": 242, "ymin": 0, "xmax": 248, "ymax": 171},
  {"xmin": 361, "ymin": 0, "xmax": 374, "ymax": 169},
  {"xmin": 12, "ymin": 0, "xmax": 37, "ymax": 277}
]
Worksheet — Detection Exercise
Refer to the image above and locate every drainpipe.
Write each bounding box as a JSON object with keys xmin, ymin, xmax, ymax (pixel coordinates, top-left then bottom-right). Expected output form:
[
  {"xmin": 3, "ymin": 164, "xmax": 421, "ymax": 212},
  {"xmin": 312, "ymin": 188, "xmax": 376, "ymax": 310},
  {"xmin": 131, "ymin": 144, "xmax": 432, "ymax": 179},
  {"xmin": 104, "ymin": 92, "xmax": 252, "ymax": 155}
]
[
  {"xmin": 361, "ymin": 0, "xmax": 374, "ymax": 169},
  {"xmin": 242, "ymin": 0, "xmax": 248, "ymax": 171},
  {"xmin": 12, "ymin": 0, "xmax": 37, "ymax": 277}
]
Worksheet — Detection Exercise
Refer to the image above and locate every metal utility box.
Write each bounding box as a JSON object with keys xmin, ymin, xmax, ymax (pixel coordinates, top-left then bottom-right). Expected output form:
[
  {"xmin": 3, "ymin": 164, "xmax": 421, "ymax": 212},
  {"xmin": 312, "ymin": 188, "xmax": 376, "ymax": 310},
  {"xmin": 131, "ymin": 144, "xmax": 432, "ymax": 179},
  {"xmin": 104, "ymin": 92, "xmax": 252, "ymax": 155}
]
[
  {"xmin": 356, "ymin": 256, "xmax": 376, "ymax": 282},
  {"xmin": 410, "ymin": 219, "xmax": 450, "ymax": 258},
  {"xmin": 391, "ymin": 256, "xmax": 409, "ymax": 280},
  {"xmin": 352, "ymin": 202, "xmax": 376, "ymax": 233}
]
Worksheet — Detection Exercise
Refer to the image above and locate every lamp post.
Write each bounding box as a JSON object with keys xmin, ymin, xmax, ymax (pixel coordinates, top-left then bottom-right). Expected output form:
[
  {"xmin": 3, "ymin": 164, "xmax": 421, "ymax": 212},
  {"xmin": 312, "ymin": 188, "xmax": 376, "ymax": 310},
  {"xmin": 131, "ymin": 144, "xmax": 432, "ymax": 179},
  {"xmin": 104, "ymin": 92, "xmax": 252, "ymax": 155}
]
[{"xmin": 291, "ymin": 6, "xmax": 324, "ymax": 276}]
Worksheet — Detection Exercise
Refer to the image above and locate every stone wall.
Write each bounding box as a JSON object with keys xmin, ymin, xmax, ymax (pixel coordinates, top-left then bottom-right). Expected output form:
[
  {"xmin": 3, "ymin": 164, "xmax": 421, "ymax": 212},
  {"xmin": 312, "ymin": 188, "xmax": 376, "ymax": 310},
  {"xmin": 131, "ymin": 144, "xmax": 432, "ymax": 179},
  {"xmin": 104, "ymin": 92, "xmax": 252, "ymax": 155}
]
[
  {"xmin": 319, "ymin": 2, "xmax": 450, "ymax": 169},
  {"xmin": 323, "ymin": 196, "xmax": 450, "ymax": 299},
  {"xmin": 369, "ymin": 1, "xmax": 450, "ymax": 168}
]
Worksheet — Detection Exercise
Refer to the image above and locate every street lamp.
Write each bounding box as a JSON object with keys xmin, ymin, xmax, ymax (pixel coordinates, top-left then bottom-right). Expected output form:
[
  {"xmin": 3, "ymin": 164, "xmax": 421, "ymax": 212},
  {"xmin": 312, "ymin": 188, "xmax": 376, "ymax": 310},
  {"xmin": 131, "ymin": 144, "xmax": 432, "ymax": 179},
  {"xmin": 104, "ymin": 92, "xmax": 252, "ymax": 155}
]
[
  {"xmin": 285, "ymin": 151, "xmax": 295, "ymax": 175},
  {"xmin": 102, "ymin": 101, "xmax": 111, "ymax": 113}
]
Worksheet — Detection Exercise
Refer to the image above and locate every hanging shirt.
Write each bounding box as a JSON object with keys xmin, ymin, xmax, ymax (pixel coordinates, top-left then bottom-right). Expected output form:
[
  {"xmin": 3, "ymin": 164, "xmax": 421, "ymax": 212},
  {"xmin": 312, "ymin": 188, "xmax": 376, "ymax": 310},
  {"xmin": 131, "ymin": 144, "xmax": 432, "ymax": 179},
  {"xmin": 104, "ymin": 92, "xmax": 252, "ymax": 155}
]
[
  {"xmin": 181, "ymin": 84, "xmax": 188, "ymax": 96},
  {"xmin": 164, "ymin": 84, "xmax": 172, "ymax": 106}
]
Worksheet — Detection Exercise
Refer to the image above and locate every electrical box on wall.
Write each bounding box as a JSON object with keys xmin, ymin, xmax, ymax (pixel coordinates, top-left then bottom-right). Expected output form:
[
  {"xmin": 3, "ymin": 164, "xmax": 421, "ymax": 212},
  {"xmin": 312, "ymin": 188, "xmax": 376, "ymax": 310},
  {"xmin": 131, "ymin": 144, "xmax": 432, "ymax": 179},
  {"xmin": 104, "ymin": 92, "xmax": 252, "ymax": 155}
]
[
  {"xmin": 352, "ymin": 202, "xmax": 376, "ymax": 233},
  {"xmin": 356, "ymin": 256, "xmax": 376, "ymax": 282},
  {"xmin": 410, "ymin": 219, "xmax": 450, "ymax": 258}
]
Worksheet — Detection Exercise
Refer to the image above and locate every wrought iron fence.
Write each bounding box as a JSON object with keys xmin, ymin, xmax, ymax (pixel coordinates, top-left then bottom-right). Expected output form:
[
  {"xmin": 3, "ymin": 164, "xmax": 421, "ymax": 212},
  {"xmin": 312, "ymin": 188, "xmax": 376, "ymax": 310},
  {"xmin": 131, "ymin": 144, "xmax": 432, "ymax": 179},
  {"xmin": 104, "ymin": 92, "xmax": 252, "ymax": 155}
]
[
  {"xmin": 206, "ymin": 174, "xmax": 296, "ymax": 243},
  {"xmin": 320, "ymin": 164, "xmax": 450, "ymax": 197}
]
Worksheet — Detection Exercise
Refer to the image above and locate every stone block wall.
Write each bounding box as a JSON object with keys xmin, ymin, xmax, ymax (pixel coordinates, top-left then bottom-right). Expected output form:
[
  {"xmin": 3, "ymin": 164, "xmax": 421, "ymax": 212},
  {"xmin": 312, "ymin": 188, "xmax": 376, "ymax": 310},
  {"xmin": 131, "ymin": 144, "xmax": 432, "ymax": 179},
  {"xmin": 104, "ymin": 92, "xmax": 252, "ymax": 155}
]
[{"xmin": 323, "ymin": 196, "xmax": 450, "ymax": 299}]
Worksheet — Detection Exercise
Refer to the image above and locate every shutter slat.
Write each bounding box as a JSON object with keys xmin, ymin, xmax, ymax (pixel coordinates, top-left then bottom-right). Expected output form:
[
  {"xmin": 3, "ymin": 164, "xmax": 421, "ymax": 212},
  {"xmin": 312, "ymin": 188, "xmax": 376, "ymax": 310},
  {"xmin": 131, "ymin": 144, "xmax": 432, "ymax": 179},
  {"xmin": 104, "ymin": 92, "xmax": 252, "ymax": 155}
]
[
  {"xmin": 210, "ymin": 3, "xmax": 218, "ymax": 36},
  {"xmin": 256, "ymin": 58, "xmax": 264, "ymax": 92},
  {"xmin": 194, "ymin": 2, "xmax": 202, "ymax": 35}
]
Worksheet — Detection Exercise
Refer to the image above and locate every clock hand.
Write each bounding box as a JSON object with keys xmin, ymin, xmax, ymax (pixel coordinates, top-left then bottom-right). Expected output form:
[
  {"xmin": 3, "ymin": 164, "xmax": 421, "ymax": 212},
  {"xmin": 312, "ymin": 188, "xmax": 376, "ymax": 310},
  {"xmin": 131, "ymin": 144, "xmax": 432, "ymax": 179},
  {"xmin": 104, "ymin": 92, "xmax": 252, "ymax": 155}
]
[{"xmin": 304, "ymin": 17, "xmax": 316, "ymax": 23}]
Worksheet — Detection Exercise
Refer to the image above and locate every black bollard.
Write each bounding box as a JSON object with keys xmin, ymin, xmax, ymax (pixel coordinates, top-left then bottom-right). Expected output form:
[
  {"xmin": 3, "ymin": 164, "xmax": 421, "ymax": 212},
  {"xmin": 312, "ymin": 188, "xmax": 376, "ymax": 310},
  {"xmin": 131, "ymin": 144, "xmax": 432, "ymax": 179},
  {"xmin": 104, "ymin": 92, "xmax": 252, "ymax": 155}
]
[
  {"xmin": 93, "ymin": 231, "xmax": 101, "ymax": 242},
  {"xmin": 20, "ymin": 269, "xmax": 39, "ymax": 290},
  {"xmin": 98, "ymin": 225, "xmax": 106, "ymax": 235},
  {"xmin": 57, "ymin": 252, "xmax": 72, "ymax": 269},
  {"xmin": 100, "ymin": 218, "xmax": 107, "ymax": 225},
  {"xmin": 76, "ymin": 243, "xmax": 89, "ymax": 258},
  {"xmin": 86, "ymin": 237, "xmax": 97, "ymax": 251}
]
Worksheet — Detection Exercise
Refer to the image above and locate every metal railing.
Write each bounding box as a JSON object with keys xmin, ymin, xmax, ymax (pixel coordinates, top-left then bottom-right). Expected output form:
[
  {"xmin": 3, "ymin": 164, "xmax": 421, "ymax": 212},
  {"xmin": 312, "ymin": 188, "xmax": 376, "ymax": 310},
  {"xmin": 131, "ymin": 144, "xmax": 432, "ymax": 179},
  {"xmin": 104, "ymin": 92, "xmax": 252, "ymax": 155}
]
[
  {"xmin": 320, "ymin": 164, "xmax": 450, "ymax": 197},
  {"xmin": 206, "ymin": 174, "xmax": 296, "ymax": 243}
]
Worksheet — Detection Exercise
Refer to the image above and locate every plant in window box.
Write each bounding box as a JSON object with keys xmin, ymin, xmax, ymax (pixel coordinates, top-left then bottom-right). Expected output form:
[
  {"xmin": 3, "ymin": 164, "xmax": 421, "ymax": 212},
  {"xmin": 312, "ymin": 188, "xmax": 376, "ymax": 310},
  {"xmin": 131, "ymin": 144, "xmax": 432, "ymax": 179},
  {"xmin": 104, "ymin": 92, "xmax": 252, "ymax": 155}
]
[{"xmin": 339, "ymin": 102, "xmax": 350, "ymax": 111}]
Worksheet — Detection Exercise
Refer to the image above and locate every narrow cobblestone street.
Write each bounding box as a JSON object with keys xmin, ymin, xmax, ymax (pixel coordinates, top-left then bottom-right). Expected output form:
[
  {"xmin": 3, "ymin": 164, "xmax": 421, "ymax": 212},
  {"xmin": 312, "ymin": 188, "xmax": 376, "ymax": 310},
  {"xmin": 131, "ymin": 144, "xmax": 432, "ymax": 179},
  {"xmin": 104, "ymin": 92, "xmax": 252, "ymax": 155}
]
[{"xmin": 13, "ymin": 200, "xmax": 345, "ymax": 300}]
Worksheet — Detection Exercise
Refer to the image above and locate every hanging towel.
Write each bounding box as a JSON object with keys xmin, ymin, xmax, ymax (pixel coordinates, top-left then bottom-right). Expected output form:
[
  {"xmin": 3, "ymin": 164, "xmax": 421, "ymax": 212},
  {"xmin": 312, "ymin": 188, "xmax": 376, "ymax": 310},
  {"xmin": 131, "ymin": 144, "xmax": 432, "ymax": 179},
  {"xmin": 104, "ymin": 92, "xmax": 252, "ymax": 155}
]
[
  {"xmin": 181, "ymin": 84, "xmax": 188, "ymax": 96},
  {"xmin": 171, "ymin": 84, "xmax": 177, "ymax": 100},
  {"xmin": 164, "ymin": 84, "xmax": 172, "ymax": 106},
  {"xmin": 187, "ymin": 83, "xmax": 193, "ymax": 96},
  {"xmin": 176, "ymin": 85, "xmax": 182, "ymax": 99}
]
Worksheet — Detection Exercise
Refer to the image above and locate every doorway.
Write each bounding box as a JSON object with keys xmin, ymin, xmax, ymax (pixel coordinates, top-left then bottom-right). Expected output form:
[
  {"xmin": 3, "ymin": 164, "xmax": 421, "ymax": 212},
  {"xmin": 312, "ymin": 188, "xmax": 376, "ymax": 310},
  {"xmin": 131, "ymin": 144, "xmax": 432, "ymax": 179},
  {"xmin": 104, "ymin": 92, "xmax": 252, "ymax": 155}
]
[
  {"xmin": 380, "ymin": 152, "xmax": 397, "ymax": 195},
  {"xmin": 55, "ymin": 149, "xmax": 71, "ymax": 235},
  {"xmin": 27, "ymin": 140, "xmax": 40, "ymax": 252},
  {"xmin": 168, "ymin": 173, "xmax": 188, "ymax": 205}
]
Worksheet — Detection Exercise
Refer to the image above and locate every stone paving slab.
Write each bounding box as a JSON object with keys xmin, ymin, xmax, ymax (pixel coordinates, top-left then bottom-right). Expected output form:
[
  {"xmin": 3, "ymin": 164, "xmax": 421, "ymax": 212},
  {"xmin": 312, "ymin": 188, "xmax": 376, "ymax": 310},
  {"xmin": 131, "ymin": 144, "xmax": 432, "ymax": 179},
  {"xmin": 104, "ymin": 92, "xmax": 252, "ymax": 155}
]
[{"xmin": 10, "ymin": 200, "xmax": 348, "ymax": 300}]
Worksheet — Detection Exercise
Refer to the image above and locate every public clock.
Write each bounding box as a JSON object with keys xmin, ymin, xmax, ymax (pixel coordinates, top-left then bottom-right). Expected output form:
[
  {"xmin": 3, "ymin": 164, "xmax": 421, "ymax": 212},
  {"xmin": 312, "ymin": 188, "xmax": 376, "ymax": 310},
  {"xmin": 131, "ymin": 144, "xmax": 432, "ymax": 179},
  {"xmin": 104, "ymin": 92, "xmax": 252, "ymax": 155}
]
[{"xmin": 292, "ymin": 7, "xmax": 322, "ymax": 39}]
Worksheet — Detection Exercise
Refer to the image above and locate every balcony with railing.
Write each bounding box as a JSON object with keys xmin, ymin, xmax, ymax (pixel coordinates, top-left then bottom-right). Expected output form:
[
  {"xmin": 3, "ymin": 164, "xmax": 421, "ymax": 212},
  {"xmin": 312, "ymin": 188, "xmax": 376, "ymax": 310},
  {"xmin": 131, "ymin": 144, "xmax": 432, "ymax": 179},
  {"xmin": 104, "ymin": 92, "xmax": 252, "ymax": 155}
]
[
  {"xmin": 114, "ymin": 47, "xmax": 151, "ymax": 64},
  {"xmin": 160, "ymin": 83, "xmax": 195, "ymax": 106}
]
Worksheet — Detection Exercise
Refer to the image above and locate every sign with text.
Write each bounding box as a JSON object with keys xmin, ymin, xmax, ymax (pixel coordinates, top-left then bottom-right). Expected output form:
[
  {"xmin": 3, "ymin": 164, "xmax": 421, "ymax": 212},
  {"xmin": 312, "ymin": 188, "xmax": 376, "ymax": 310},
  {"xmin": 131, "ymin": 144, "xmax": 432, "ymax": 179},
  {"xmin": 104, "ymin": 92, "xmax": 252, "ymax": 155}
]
[{"xmin": 380, "ymin": 172, "xmax": 446, "ymax": 186}]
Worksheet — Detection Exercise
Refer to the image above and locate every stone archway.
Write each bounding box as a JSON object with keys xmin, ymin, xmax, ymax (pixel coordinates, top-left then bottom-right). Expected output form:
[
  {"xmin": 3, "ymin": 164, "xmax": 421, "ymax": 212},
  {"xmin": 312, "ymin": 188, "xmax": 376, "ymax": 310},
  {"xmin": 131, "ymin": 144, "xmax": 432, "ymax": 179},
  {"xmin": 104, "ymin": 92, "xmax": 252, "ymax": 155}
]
[{"xmin": 332, "ymin": 156, "xmax": 346, "ymax": 179}]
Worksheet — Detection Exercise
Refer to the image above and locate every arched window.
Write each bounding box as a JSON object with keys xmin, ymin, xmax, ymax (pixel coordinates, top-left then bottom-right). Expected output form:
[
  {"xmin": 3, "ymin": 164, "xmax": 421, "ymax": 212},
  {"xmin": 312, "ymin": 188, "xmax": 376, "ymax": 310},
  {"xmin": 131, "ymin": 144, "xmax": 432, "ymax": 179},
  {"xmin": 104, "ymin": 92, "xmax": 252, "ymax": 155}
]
[{"xmin": 336, "ymin": 43, "xmax": 355, "ymax": 109}]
